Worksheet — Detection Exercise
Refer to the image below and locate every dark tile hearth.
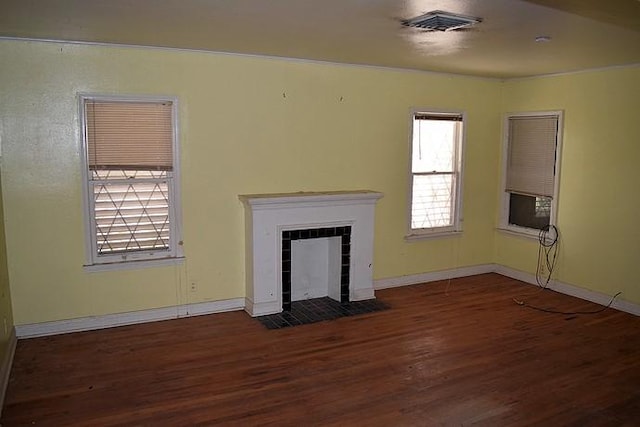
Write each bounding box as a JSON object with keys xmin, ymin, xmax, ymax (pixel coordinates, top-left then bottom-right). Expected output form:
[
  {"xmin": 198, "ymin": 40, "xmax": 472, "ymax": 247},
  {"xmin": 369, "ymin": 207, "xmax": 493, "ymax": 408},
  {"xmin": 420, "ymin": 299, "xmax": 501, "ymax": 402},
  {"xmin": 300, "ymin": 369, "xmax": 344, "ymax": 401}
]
[{"xmin": 257, "ymin": 297, "xmax": 390, "ymax": 329}]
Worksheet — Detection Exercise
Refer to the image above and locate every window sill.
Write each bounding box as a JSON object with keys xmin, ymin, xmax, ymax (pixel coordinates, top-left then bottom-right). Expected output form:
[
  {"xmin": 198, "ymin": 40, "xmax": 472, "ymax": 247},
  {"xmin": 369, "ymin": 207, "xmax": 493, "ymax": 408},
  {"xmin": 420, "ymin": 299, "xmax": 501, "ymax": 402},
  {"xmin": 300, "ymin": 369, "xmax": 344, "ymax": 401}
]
[
  {"xmin": 405, "ymin": 230, "xmax": 463, "ymax": 242},
  {"xmin": 83, "ymin": 256, "xmax": 185, "ymax": 273},
  {"xmin": 496, "ymin": 227, "xmax": 541, "ymax": 241}
]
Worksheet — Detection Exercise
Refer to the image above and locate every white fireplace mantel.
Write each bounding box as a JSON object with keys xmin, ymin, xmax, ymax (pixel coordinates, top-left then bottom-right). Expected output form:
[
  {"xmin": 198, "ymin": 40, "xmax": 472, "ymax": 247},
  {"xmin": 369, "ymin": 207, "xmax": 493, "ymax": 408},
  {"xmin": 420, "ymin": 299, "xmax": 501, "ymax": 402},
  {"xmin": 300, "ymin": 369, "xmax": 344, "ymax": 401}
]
[{"xmin": 239, "ymin": 191, "xmax": 383, "ymax": 316}]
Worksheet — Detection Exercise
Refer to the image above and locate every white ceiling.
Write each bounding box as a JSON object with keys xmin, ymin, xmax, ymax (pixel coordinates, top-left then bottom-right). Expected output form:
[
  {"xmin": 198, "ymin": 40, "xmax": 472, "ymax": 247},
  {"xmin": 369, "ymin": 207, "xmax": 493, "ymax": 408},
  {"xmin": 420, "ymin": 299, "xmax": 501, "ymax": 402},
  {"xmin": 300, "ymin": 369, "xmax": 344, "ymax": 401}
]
[{"xmin": 1, "ymin": 0, "xmax": 639, "ymax": 78}]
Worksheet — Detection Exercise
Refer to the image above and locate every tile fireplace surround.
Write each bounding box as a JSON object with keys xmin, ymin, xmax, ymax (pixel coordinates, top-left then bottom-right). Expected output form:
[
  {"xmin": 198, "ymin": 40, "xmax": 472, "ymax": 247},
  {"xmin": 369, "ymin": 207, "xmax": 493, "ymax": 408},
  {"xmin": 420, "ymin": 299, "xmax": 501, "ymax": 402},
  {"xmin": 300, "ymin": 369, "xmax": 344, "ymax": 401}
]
[{"xmin": 239, "ymin": 191, "xmax": 383, "ymax": 317}]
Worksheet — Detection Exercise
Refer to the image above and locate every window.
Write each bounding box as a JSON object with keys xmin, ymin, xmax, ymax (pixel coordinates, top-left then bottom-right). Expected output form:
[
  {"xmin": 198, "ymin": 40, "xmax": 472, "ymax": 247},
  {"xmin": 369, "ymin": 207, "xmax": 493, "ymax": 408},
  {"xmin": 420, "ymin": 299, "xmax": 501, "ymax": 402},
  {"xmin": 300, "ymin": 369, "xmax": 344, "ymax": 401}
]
[
  {"xmin": 80, "ymin": 95, "xmax": 182, "ymax": 267},
  {"xmin": 500, "ymin": 111, "xmax": 562, "ymax": 235},
  {"xmin": 408, "ymin": 111, "xmax": 464, "ymax": 237}
]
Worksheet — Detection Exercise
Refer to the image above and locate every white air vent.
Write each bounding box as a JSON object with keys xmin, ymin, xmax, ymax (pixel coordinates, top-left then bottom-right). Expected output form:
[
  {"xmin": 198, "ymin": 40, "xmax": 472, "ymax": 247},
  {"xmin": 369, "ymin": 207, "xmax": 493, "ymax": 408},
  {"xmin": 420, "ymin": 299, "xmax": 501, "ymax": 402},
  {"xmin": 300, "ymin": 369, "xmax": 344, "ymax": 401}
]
[{"xmin": 402, "ymin": 11, "xmax": 481, "ymax": 31}]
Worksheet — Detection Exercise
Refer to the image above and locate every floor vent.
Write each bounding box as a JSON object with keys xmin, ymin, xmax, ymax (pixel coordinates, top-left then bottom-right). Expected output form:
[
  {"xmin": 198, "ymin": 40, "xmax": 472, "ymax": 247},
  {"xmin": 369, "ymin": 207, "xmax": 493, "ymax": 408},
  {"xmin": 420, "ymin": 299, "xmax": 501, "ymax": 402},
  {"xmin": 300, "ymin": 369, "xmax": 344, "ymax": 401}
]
[{"xmin": 402, "ymin": 11, "xmax": 481, "ymax": 31}]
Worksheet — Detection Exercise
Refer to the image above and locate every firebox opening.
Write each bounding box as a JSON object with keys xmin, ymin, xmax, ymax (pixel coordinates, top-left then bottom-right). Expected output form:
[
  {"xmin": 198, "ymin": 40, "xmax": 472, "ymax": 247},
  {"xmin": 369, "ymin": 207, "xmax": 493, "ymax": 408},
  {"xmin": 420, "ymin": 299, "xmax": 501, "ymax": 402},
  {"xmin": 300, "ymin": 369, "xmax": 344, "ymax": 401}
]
[{"xmin": 282, "ymin": 226, "xmax": 351, "ymax": 312}]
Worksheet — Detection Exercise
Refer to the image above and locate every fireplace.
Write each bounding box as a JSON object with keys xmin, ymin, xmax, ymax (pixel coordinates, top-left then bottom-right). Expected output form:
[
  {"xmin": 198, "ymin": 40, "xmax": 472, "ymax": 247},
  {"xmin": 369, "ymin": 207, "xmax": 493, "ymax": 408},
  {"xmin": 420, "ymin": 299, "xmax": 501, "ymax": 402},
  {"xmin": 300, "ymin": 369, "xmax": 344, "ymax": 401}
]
[{"xmin": 239, "ymin": 191, "xmax": 383, "ymax": 316}]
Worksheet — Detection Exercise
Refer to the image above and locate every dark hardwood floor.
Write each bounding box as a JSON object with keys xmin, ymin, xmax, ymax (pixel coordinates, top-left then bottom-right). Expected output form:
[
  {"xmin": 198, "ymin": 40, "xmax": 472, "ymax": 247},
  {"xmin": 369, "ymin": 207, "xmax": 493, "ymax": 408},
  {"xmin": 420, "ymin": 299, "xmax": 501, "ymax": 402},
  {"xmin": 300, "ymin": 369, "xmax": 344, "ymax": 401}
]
[{"xmin": 3, "ymin": 273, "xmax": 640, "ymax": 426}]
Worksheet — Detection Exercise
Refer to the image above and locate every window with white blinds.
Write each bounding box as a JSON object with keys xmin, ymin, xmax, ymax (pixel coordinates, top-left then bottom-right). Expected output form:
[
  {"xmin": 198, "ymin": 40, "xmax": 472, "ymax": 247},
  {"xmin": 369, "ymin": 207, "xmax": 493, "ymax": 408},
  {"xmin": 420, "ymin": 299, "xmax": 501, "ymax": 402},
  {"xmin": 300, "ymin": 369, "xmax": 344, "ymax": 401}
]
[
  {"xmin": 408, "ymin": 111, "xmax": 464, "ymax": 236},
  {"xmin": 81, "ymin": 96, "xmax": 182, "ymax": 266},
  {"xmin": 501, "ymin": 111, "xmax": 562, "ymax": 233}
]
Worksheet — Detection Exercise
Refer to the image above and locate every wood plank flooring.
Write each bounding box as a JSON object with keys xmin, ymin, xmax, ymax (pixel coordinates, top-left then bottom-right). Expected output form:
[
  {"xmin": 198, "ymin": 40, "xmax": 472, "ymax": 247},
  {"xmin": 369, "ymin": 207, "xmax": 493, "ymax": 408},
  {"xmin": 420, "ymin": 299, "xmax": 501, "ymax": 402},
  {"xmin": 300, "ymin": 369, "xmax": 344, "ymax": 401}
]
[{"xmin": 3, "ymin": 273, "xmax": 640, "ymax": 426}]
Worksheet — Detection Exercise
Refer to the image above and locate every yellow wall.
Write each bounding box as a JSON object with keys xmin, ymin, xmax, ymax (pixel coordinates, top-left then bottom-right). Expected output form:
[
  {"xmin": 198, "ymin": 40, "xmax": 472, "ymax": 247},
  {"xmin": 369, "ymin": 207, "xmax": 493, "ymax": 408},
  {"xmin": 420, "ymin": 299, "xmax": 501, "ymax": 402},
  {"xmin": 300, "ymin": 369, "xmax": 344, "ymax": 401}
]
[
  {"xmin": 0, "ymin": 170, "xmax": 15, "ymax": 358},
  {"xmin": 4, "ymin": 39, "xmax": 635, "ymax": 326},
  {"xmin": 497, "ymin": 67, "xmax": 640, "ymax": 303},
  {"xmin": 0, "ymin": 40, "xmax": 501, "ymax": 325}
]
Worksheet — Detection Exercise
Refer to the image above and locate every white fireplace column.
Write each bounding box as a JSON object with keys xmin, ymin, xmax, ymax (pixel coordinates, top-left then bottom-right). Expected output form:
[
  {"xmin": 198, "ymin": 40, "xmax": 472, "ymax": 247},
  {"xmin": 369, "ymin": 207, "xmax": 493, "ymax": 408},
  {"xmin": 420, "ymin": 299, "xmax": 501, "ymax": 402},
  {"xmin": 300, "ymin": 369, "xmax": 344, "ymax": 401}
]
[{"xmin": 239, "ymin": 191, "xmax": 383, "ymax": 317}]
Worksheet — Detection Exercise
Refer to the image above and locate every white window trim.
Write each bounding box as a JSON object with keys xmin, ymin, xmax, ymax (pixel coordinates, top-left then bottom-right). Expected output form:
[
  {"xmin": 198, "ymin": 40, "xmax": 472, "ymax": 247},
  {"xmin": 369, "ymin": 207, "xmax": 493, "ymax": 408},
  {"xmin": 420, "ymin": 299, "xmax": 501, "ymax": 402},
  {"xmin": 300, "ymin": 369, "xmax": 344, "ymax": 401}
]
[
  {"xmin": 498, "ymin": 110, "xmax": 563, "ymax": 239},
  {"xmin": 79, "ymin": 93, "xmax": 184, "ymax": 270},
  {"xmin": 405, "ymin": 108, "xmax": 466, "ymax": 241}
]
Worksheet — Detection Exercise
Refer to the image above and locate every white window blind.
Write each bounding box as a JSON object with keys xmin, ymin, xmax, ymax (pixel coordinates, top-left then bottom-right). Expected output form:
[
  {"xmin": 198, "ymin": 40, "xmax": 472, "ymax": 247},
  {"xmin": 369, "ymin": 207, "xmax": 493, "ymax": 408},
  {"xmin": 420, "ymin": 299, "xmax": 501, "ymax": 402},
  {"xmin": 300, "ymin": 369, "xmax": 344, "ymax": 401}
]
[
  {"xmin": 506, "ymin": 115, "xmax": 558, "ymax": 198},
  {"xmin": 86, "ymin": 101, "xmax": 173, "ymax": 171}
]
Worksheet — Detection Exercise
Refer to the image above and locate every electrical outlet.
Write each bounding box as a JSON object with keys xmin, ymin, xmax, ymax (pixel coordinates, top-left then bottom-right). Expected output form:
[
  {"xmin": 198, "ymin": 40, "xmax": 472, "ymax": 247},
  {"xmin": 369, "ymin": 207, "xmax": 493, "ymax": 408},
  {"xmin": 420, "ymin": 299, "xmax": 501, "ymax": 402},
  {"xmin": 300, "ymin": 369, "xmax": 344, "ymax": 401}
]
[{"xmin": 190, "ymin": 282, "xmax": 197, "ymax": 292}]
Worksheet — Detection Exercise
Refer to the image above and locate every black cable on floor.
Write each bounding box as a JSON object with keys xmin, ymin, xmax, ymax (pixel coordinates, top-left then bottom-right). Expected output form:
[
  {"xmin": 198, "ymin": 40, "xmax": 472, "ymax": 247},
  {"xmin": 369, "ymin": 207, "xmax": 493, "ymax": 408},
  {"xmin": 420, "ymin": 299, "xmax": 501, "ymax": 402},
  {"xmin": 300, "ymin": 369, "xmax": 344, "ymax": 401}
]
[{"xmin": 514, "ymin": 291, "xmax": 621, "ymax": 315}]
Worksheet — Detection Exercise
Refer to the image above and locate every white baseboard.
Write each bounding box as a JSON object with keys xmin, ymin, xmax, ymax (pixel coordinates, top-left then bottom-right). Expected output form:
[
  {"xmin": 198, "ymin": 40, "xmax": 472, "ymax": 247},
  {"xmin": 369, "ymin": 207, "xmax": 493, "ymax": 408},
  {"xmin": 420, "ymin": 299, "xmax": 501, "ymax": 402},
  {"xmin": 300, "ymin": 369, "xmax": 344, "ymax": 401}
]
[
  {"xmin": 494, "ymin": 265, "xmax": 640, "ymax": 316},
  {"xmin": 352, "ymin": 288, "xmax": 376, "ymax": 301},
  {"xmin": 374, "ymin": 264, "xmax": 495, "ymax": 290},
  {"xmin": 0, "ymin": 326, "xmax": 17, "ymax": 416},
  {"xmin": 244, "ymin": 298, "xmax": 281, "ymax": 317},
  {"xmin": 179, "ymin": 298, "xmax": 245, "ymax": 317},
  {"xmin": 15, "ymin": 298, "xmax": 245, "ymax": 339},
  {"xmin": 14, "ymin": 264, "xmax": 640, "ymax": 339},
  {"xmin": 375, "ymin": 263, "xmax": 640, "ymax": 317}
]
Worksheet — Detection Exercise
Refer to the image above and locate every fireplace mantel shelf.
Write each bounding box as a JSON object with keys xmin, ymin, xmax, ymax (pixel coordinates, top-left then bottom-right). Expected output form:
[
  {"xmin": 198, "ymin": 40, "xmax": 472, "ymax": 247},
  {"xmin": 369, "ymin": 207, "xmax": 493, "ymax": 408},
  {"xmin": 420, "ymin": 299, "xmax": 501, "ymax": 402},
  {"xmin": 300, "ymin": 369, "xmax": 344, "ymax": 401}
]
[{"xmin": 239, "ymin": 190, "xmax": 383, "ymax": 208}]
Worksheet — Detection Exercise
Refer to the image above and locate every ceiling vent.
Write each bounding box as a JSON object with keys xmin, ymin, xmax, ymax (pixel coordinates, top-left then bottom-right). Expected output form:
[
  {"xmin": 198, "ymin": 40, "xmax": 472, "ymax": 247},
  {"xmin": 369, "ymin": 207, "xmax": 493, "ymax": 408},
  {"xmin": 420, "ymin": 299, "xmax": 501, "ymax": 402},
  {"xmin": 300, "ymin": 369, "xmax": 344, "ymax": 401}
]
[{"xmin": 402, "ymin": 11, "xmax": 482, "ymax": 31}]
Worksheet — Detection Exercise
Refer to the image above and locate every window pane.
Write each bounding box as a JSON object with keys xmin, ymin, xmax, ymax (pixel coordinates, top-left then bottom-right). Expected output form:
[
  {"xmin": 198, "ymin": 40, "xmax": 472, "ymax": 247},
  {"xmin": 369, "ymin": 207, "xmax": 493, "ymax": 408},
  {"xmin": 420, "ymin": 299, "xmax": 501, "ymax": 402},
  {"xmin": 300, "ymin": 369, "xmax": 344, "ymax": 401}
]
[
  {"xmin": 508, "ymin": 193, "xmax": 550, "ymax": 230},
  {"xmin": 93, "ymin": 177, "xmax": 170, "ymax": 254},
  {"xmin": 535, "ymin": 196, "xmax": 551, "ymax": 217},
  {"xmin": 412, "ymin": 174, "xmax": 454, "ymax": 229},
  {"xmin": 412, "ymin": 119, "xmax": 457, "ymax": 173}
]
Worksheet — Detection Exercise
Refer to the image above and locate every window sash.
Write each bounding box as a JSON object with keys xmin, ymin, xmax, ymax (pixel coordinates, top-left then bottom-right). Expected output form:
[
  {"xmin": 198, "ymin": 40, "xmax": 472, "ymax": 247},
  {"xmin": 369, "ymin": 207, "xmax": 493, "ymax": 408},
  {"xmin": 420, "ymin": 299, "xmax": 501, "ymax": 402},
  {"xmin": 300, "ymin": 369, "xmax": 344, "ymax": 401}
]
[
  {"xmin": 412, "ymin": 114, "xmax": 461, "ymax": 174},
  {"xmin": 89, "ymin": 176, "xmax": 175, "ymax": 259},
  {"xmin": 411, "ymin": 172, "xmax": 457, "ymax": 229}
]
